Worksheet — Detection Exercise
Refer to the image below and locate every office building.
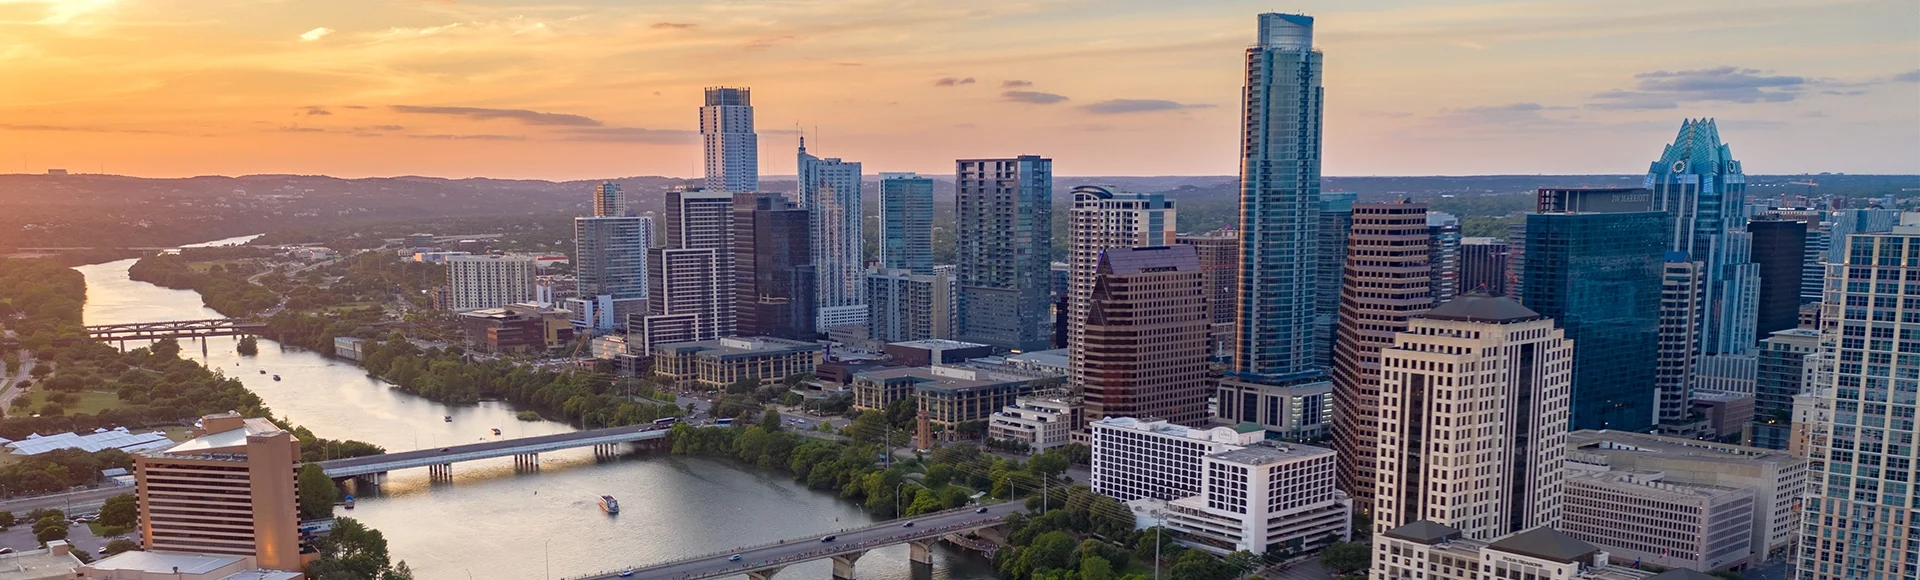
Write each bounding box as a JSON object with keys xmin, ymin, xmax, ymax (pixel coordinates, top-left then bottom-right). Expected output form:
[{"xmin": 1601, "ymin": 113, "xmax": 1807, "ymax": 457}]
[
  {"xmin": 1822, "ymin": 208, "xmax": 1900, "ymax": 263},
  {"xmin": 1316, "ymin": 192, "xmax": 1358, "ymax": 368},
  {"xmin": 1374, "ymin": 295, "xmax": 1571, "ymax": 539},
  {"xmin": 1091, "ymin": 417, "xmax": 1266, "ymax": 501},
  {"xmin": 1520, "ymin": 211, "xmax": 1665, "ymax": 432},
  {"xmin": 1646, "ymin": 119, "xmax": 1759, "ymax": 357},
  {"xmin": 458, "ymin": 303, "xmax": 575, "ymax": 354},
  {"xmin": 1331, "ymin": 201, "xmax": 1436, "ymax": 514},
  {"xmin": 1075, "ymin": 245, "xmax": 1210, "ymax": 426},
  {"xmin": 700, "ymin": 87, "xmax": 756, "ymax": 193},
  {"xmin": 1158, "ymin": 442, "xmax": 1351, "ymax": 555},
  {"xmin": 1213, "ymin": 379, "xmax": 1332, "ymax": 439},
  {"xmin": 954, "ymin": 156, "xmax": 1054, "ymax": 352},
  {"xmin": 1177, "ymin": 229, "xmax": 1239, "ymax": 326},
  {"xmin": 1067, "ymin": 185, "xmax": 1176, "ymax": 356},
  {"xmin": 1749, "ymin": 217, "xmax": 1807, "ymax": 343},
  {"xmin": 796, "ymin": 139, "xmax": 865, "ymax": 331},
  {"xmin": 1567, "ymin": 430, "xmax": 1809, "ymax": 561},
  {"xmin": 134, "ymin": 413, "xmax": 306, "ymax": 571},
  {"xmin": 878, "ymin": 172, "xmax": 935, "ymax": 275},
  {"xmin": 574, "ymin": 182, "xmax": 652, "ymax": 330},
  {"xmin": 1751, "ymin": 328, "xmax": 1820, "ymax": 449},
  {"xmin": 866, "ymin": 269, "xmax": 956, "ymax": 343},
  {"xmin": 650, "ymin": 336, "xmax": 822, "ymax": 391},
  {"xmin": 1799, "ymin": 217, "xmax": 1832, "ymax": 302},
  {"xmin": 733, "ymin": 192, "xmax": 816, "ymax": 340},
  {"xmin": 445, "ymin": 254, "xmax": 536, "ymax": 312},
  {"xmin": 1795, "ymin": 222, "xmax": 1920, "ymax": 580},
  {"xmin": 882, "ymin": 339, "xmax": 990, "ymax": 367},
  {"xmin": 851, "ymin": 364, "xmax": 1053, "ymax": 425},
  {"xmin": 1563, "ymin": 466, "xmax": 1755, "ymax": 572},
  {"xmin": 1659, "ymin": 256, "xmax": 1707, "ymax": 427},
  {"xmin": 1697, "ymin": 354, "xmax": 1758, "ymax": 396},
  {"xmin": 642, "ymin": 189, "xmax": 735, "ymax": 347},
  {"xmin": 1460, "ymin": 237, "xmax": 1509, "ymax": 296},
  {"xmin": 1233, "ymin": 13, "xmax": 1324, "ymax": 382},
  {"xmin": 987, "ymin": 394, "xmax": 1084, "ymax": 453},
  {"xmin": 1428, "ymin": 211, "xmax": 1461, "ymax": 303},
  {"xmin": 1373, "ymin": 523, "xmax": 1676, "ymax": 580}
]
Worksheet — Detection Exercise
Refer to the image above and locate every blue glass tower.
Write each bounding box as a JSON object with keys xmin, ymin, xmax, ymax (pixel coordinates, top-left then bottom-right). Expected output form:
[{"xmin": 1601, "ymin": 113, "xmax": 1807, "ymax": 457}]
[
  {"xmin": 1233, "ymin": 13, "xmax": 1324, "ymax": 382},
  {"xmin": 1646, "ymin": 119, "xmax": 1758, "ymax": 355},
  {"xmin": 1521, "ymin": 211, "xmax": 1667, "ymax": 431},
  {"xmin": 878, "ymin": 172, "xmax": 935, "ymax": 275}
]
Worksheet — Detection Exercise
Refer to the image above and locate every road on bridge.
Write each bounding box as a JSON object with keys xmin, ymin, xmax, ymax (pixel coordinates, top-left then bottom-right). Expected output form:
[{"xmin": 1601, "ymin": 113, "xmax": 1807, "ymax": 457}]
[
  {"xmin": 314, "ymin": 424, "xmax": 668, "ymax": 477},
  {"xmin": 574, "ymin": 501, "xmax": 1024, "ymax": 580}
]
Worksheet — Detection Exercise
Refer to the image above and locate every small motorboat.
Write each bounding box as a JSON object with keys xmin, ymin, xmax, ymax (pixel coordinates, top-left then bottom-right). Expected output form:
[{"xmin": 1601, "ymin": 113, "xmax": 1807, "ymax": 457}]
[
  {"xmin": 491, "ymin": 428, "xmax": 502, "ymax": 436},
  {"xmin": 259, "ymin": 370, "xmax": 266, "ymax": 374},
  {"xmin": 600, "ymin": 495, "xmax": 620, "ymax": 514},
  {"xmin": 271, "ymin": 375, "xmax": 281, "ymax": 381},
  {"xmin": 444, "ymin": 415, "xmax": 453, "ymax": 423},
  {"xmin": 342, "ymin": 495, "xmax": 356, "ymax": 509}
]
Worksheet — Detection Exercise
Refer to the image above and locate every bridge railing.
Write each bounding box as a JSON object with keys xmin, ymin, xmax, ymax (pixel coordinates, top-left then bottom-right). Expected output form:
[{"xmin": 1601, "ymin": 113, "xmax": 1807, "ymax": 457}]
[{"xmin": 561, "ymin": 506, "xmax": 1008, "ymax": 578}]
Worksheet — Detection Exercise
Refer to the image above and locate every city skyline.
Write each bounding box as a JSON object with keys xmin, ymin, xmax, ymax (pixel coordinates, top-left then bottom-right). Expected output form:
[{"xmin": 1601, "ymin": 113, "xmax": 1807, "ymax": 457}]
[{"xmin": 3, "ymin": 0, "xmax": 1916, "ymax": 180}]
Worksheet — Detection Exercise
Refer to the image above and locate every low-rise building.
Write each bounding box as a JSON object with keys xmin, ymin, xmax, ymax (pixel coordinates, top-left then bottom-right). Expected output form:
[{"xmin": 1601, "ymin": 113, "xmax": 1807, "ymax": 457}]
[
  {"xmin": 1566, "ymin": 430, "xmax": 1808, "ymax": 561},
  {"xmin": 1004, "ymin": 348, "xmax": 1070, "ymax": 376},
  {"xmin": 1563, "ymin": 466, "xmax": 1755, "ymax": 572},
  {"xmin": 1372, "ymin": 522, "xmax": 1669, "ymax": 580},
  {"xmin": 850, "ymin": 364, "xmax": 1051, "ymax": 425},
  {"xmin": 986, "ymin": 395, "xmax": 1083, "ymax": 453},
  {"xmin": 1690, "ymin": 391, "xmax": 1755, "ymax": 440},
  {"xmin": 651, "ymin": 336, "xmax": 823, "ymax": 391},
  {"xmin": 883, "ymin": 339, "xmax": 992, "ymax": 367},
  {"xmin": 78, "ymin": 550, "xmax": 302, "ymax": 580},
  {"xmin": 331, "ymin": 337, "xmax": 366, "ymax": 362},
  {"xmin": 457, "ymin": 302, "xmax": 574, "ymax": 354},
  {"xmin": 0, "ymin": 541, "xmax": 83, "ymax": 580}
]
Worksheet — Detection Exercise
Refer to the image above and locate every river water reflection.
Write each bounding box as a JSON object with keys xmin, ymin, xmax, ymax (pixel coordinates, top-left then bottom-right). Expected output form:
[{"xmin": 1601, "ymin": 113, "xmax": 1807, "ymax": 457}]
[{"xmin": 74, "ymin": 237, "xmax": 994, "ymax": 580}]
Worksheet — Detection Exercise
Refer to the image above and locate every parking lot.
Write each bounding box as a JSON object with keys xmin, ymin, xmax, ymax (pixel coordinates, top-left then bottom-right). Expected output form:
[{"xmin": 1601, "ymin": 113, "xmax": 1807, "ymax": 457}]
[{"xmin": 0, "ymin": 515, "xmax": 136, "ymax": 558}]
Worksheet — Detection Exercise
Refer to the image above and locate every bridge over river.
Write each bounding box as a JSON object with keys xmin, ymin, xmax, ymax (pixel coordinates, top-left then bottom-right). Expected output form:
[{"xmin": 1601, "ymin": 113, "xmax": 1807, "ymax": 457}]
[
  {"xmin": 314, "ymin": 424, "xmax": 670, "ymax": 482},
  {"xmin": 84, "ymin": 318, "xmax": 266, "ymax": 342},
  {"xmin": 568, "ymin": 502, "xmax": 1020, "ymax": 580}
]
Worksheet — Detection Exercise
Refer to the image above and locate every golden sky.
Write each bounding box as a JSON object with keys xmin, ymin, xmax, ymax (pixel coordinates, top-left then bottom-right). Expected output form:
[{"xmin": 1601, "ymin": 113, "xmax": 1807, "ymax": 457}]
[{"xmin": 2, "ymin": 0, "xmax": 1916, "ymax": 179}]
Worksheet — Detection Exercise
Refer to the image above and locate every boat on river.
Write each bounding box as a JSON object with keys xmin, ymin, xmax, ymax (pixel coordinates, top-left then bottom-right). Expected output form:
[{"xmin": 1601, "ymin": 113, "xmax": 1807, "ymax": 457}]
[
  {"xmin": 599, "ymin": 495, "xmax": 619, "ymax": 514},
  {"xmin": 272, "ymin": 375, "xmax": 281, "ymax": 381},
  {"xmin": 491, "ymin": 428, "xmax": 502, "ymax": 436},
  {"xmin": 342, "ymin": 495, "xmax": 355, "ymax": 509}
]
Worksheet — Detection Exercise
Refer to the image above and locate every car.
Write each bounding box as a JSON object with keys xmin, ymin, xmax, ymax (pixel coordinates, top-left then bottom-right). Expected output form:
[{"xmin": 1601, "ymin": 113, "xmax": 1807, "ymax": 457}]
[
  {"xmin": 439, "ymin": 447, "xmax": 450, "ymax": 452},
  {"xmin": 901, "ymin": 521, "xmax": 914, "ymax": 527},
  {"xmin": 96, "ymin": 547, "xmax": 108, "ymax": 555},
  {"xmin": 820, "ymin": 535, "xmax": 836, "ymax": 542},
  {"xmin": 617, "ymin": 570, "xmax": 633, "ymax": 578},
  {"xmin": 976, "ymin": 507, "xmax": 989, "ymax": 513},
  {"xmin": 0, "ymin": 548, "xmax": 14, "ymax": 554},
  {"xmin": 729, "ymin": 554, "xmax": 741, "ymax": 562}
]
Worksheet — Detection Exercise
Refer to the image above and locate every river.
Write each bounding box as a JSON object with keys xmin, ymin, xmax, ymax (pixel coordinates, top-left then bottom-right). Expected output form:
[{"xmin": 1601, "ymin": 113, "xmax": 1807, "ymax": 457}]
[{"xmin": 74, "ymin": 235, "xmax": 995, "ymax": 580}]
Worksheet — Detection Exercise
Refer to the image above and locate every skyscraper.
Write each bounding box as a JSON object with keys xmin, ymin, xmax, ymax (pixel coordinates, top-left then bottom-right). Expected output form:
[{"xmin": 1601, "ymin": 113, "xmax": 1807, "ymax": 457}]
[
  {"xmin": 700, "ymin": 87, "xmax": 757, "ymax": 193},
  {"xmin": 642, "ymin": 189, "xmax": 735, "ymax": 347},
  {"xmin": 1076, "ymin": 245, "xmax": 1211, "ymax": 426},
  {"xmin": 1751, "ymin": 328, "xmax": 1818, "ymax": 450},
  {"xmin": 1520, "ymin": 211, "xmax": 1666, "ymax": 432},
  {"xmin": 1646, "ymin": 119, "xmax": 1758, "ymax": 357},
  {"xmin": 797, "ymin": 139, "xmax": 865, "ymax": 331},
  {"xmin": 574, "ymin": 182, "xmax": 651, "ymax": 330},
  {"xmin": 1373, "ymin": 295, "xmax": 1571, "ymax": 540},
  {"xmin": 955, "ymin": 155, "xmax": 1053, "ymax": 352},
  {"xmin": 1657, "ymin": 255, "xmax": 1706, "ymax": 427},
  {"xmin": 866, "ymin": 269, "xmax": 955, "ymax": 343},
  {"xmin": 1067, "ymin": 185, "xmax": 1176, "ymax": 381},
  {"xmin": 1459, "ymin": 237, "xmax": 1510, "ymax": 295},
  {"xmin": 1315, "ymin": 192, "xmax": 1358, "ymax": 368},
  {"xmin": 1176, "ymin": 229, "xmax": 1239, "ymax": 326},
  {"xmin": 733, "ymin": 192, "xmax": 815, "ymax": 340},
  {"xmin": 1749, "ymin": 217, "xmax": 1808, "ymax": 343},
  {"xmin": 1332, "ymin": 201, "xmax": 1435, "ymax": 513},
  {"xmin": 1795, "ymin": 222, "xmax": 1919, "ymax": 580},
  {"xmin": 1427, "ymin": 212, "xmax": 1461, "ymax": 304},
  {"xmin": 1233, "ymin": 12, "xmax": 1323, "ymax": 382},
  {"xmin": 878, "ymin": 172, "xmax": 935, "ymax": 275}
]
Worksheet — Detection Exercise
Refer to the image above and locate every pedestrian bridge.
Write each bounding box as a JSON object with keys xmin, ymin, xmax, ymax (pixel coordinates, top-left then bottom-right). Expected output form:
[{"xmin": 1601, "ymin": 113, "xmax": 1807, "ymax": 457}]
[
  {"xmin": 566, "ymin": 502, "xmax": 1019, "ymax": 580},
  {"xmin": 314, "ymin": 424, "xmax": 670, "ymax": 480}
]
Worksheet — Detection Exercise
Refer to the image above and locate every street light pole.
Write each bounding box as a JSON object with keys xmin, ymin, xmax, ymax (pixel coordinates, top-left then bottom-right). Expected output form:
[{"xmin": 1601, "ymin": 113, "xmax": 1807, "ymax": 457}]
[{"xmin": 544, "ymin": 538, "xmax": 552, "ymax": 580}]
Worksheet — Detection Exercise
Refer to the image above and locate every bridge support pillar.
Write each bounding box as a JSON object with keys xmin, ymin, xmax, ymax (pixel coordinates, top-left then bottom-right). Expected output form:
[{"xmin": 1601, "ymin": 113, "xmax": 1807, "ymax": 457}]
[
  {"xmin": 428, "ymin": 463, "xmax": 453, "ymax": 482},
  {"xmin": 830, "ymin": 551, "xmax": 866, "ymax": 580},
  {"xmin": 514, "ymin": 453, "xmax": 539, "ymax": 471},
  {"xmin": 352, "ymin": 472, "xmax": 386, "ymax": 488},
  {"xmin": 745, "ymin": 566, "xmax": 782, "ymax": 580},
  {"xmin": 592, "ymin": 443, "xmax": 621, "ymax": 460},
  {"xmin": 908, "ymin": 538, "xmax": 936, "ymax": 565}
]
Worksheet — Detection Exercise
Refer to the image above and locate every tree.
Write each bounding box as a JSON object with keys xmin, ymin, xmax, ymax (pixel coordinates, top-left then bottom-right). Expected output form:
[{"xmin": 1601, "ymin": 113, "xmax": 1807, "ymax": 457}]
[
  {"xmin": 98, "ymin": 493, "xmax": 138, "ymax": 528},
  {"xmin": 236, "ymin": 336, "xmax": 259, "ymax": 356},
  {"xmin": 0, "ymin": 511, "xmax": 14, "ymax": 529},
  {"xmin": 1320, "ymin": 541, "xmax": 1371, "ymax": 575},
  {"xmin": 758, "ymin": 408, "xmax": 783, "ymax": 432},
  {"xmin": 33, "ymin": 515, "xmax": 67, "ymax": 545},
  {"xmin": 1029, "ymin": 451, "xmax": 1070, "ymax": 477},
  {"xmin": 104, "ymin": 538, "xmax": 139, "ymax": 556},
  {"xmin": 306, "ymin": 517, "xmax": 391, "ymax": 580},
  {"xmin": 150, "ymin": 338, "xmax": 182, "ymax": 359},
  {"xmin": 1080, "ymin": 555, "xmax": 1115, "ymax": 580},
  {"xmin": 298, "ymin": 464, "xmax": 340, "ymax": 520},
  {"xmin": 384, "ymin": 560, "xmax": 416, "ymax": 580},
  {"xmin": 727, "ymin": 376, "xmax": 759, "ymax": 394},
  {"xmin": 849, "ymin": 410, "xmax": 889, "ymax": 444}
]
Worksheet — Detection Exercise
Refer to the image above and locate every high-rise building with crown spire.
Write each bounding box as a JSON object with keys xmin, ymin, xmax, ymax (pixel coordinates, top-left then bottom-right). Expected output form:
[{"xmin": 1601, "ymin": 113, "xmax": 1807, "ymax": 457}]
[{"xmin": 1647, "ymin": 119, "xmax": 1759, "ymax": 357}]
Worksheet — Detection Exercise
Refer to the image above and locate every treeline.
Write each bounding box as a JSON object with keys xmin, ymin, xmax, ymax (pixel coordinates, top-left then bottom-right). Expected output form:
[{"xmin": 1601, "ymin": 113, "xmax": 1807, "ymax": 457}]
[
  {"xmin": 0, "ymin": 258, "xmax": 91, "ymax": 350},
  {"xmin": 355, "ymin": 338, "xmax": 680, "ymax": 427},
  {"xmin": 261, "ymin": 251, "xmax": 440, "ymax": 313},
  {"xmin": 126, "ymin": 253, "xmax": 277, "ymax": 316},
  {"xmin": 0, "ymin": 448, "xmax": 133, "ymax": 497}
]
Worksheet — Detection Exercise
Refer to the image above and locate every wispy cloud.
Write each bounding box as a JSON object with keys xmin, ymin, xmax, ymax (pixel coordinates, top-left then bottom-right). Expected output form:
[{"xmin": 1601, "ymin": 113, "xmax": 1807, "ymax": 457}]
[
  {"xmin": 302, "ymin": 106, "xmax": 330, "ymax": 116},
  {"xmin": 298, "ymin": 27, "xmax": 334, "ymax": 42},
  {"xmin": 933, "ymin": 77, "xmax": 975, "ymax": 87},
  {"xmin": 1080, "ymin": 99, "xmax": 1212, "ymax": 115},
  {"xmin": 558, "ymin": 127, "xmax": 697, "ymax": 144},
  {"xmin": 1002, "ymin": 80, "xmax": 1032, "ymax": 88},
  {"xmin": 0, "ymin": 123, "xmax": 163, "ymax": 134},
  {"xmin": 1894, "ymin": 69, "xmax": 1920, "ymax": 83},
  {"xmin": 390, "ymin": 105, "xmax": 602, "ymax": 127},
  {"xmin": 1002, "ymin": 90, "xmax": 1068, "ymax": 104},
  {"xmin": 1431, "ymin": 102, "xmax": 1575, "ymax": 128},
  {"xmin": 651, "ymin": 22, "xmax": 696, "ymax": 30},
  {"xmin": 405, "ymin": 133, "xmax": 525, "ymax": 141},
  {"xmin": 1589, "ymin": 66, "xmax": 1806, "ymax": 110}
]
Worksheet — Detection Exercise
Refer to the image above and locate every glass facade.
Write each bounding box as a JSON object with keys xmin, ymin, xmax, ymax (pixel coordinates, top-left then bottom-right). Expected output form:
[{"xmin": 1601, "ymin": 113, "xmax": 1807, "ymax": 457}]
[
  {"xmin": 878, "ymin": 172, "xmax": 935, "ymax": 275},
  {"xmin": 1520, "ymin": 212, "xmax": 1666, "ymax": 431},
  {"xmin": 955, "ymin": 156, "xmax": 1054, "ymax": 352},
  {"xmin": 1644, "ymin": 118, "xmax": 1757, "ymax": 356},
  {"xmin": 1234, "ymin": 13, "xmax": 1325, "ymax": 382}
]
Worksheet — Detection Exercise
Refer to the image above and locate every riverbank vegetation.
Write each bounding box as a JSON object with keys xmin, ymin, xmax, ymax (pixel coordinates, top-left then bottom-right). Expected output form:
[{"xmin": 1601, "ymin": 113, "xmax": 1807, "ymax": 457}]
[
  {"xmin": 126, "ymin": 251, "xmax": 278, "ymax": 316},
  {"xmin": 353, "ymin": 337, "xmax": 682, "ymax": 427},
  {"xmin": 0, "ymin": 448, "xmax": 132, "ymax": 497}
]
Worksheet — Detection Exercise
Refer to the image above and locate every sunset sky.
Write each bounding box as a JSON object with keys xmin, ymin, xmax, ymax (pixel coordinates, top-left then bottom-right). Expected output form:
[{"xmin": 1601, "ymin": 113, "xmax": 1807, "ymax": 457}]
[{"xmin": 1, "ymin": 0, "xmax": 1916, "ymax": 180}]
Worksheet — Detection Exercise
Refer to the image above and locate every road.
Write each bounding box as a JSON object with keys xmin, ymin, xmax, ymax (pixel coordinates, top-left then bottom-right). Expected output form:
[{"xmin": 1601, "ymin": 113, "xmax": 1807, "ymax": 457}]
[
  {"xmin": 0, "ymin": 350, "xmax": 35, "ymax": 418},
  {"xmin": 0, "ymin": 486, "xmax": 128, "ymax": 516},
  {"xmin": 315, "ymin": 424, "xmax": 668, "ymax": 476},
  {"xmin": 573, "ymin": 502, "xmax": 1023, "ymax": 580}
]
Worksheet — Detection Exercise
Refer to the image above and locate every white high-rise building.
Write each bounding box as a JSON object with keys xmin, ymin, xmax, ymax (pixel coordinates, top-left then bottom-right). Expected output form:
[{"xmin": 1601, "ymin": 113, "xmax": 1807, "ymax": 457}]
[
  {"xmin": 642, "ymin": 189, "xmax": 735, "ymax": 347},
  {"xmin": 1374, "ymin": 294, "xmax": 1572, "ymax": 540},
  {"xmin": 1795, "ymin": 216, "xmax": 1919, "ymax": 580},
  {"xmin": 797, "ymin": 139, "xmax": 864, "ymax": 332},
  {"xmin": 1066, "ymin": 186, "xmax": 1177, "ymax": 417},
  {"xmin": 700, "ymin": 87, "xmax": 756, "ymax": 193},
  {"xmin": 446, "ymin": 255, "xmax": 536, "ymax": 312}
]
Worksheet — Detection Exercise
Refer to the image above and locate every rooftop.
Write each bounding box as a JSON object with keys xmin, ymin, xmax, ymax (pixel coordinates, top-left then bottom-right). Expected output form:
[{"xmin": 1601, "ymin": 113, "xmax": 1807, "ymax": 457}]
[
  {"xmin": 165, "ymin": 417, "xmax": 281, "ymax": 454},
  {"xmin": 1424, "ymin": 293, "xmax": 1543, "ymax": 323},
  {"xmin": 1486, "ymin": 527, "xmax": 1601, "ymax": 564},
  {"xmin": 1382, "ymin": 521, "xmax": 1465, "ymax": 545},
  {"xmin": 1568, "ymin": 429, "xmax": 1798, "ymax": 465},
  {"xmin": 887, "ymin": 339, "xmax": 990, "ymax": 351},
  {"xmin": 1003, "ymin": 348, "xmax": 1069, "ymax": 370},
  {"xmin": 855, "ymin": 365, "xmax": 1038, "ymax": 394},
  {"xmin": 1099, "ymin": 244, "xmax": 1199, "ymax": 275},
  {"xmin": 84, "ymin": 551, "xmax": 247, "ymax": 575},
  {"xmin": 1645, "ymin": 570, "xmax": 1721, "ymax": 580},
  {"xmin": 655, "ymin": 336, "xmax": 823, "ymax": 358},
  {"xmin": 3, "ymin": 427, "xmax": 174, "ymax": 456},
  {"xmin": 1207, "ymin": 441, "xmax": 1333, "ymax": 466},
  {"xmin": 0, "ymin": 543, "xmax": 81, "ymax": 580}
]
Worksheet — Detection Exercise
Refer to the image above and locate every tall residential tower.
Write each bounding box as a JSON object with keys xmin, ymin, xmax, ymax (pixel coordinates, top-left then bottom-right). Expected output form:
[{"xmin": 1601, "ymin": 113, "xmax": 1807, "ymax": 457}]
[
  {"xmin": 701, "ymin": 87, "xmax": 757, "ymax": 193},
  {"xmin": 797, "ymin": 139, "xmax": 865, "ymax": 331},
  {"xmin": 955, "ymin": 156, "xmax": 1054, "ymax": 352},
  {"xmin": 1331, "ymin": 201, "xmax": 1436, "ymax": 513}
]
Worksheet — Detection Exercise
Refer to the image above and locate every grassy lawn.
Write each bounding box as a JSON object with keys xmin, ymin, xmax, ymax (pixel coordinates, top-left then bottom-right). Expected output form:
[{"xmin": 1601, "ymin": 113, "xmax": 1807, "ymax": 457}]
[
  {"xmin": 20, "ymin": 389, "xmax": 123, "ymax": 416},
  {"xmin": 88, "ymin": 521, "xmax": 133, "ymax": 537}
]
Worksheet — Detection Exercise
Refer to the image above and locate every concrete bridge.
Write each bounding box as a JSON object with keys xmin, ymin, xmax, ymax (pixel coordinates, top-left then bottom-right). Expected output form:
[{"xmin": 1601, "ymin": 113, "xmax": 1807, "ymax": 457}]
[
  {"xmin": 314, "ymin": 424, "xmax": 670, "ymax": 483},
  {"xmin": 84, "ymin": 318, "xmax": 266, "ymax": 342},
  {"xmin": 567, "ymin": 502, "xmax": 1020, "ymax": 580}
]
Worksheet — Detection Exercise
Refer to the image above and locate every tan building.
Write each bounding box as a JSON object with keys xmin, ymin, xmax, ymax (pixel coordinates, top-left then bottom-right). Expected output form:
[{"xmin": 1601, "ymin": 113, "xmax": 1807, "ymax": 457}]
[
  {"xmin": 1075, "ymin": 245, "xmax": 1211, "ymax": 426},
  {"xmin": 1566, "ymin": 430, "xmax": 1809, "ymax": 561},
  {"xmin": 1563, "ymin": 467, "xmax": 1756, "ymax": 572},
  {"xmin": 1332, "ymin": 201, "xmax": 1436, "ymax": 514},
  {"xmin": 985, "ymin": 394, "xmax": 1083, "ymax": 453},
  {"xmin": 79, "ymin": 550, "xmax": 302, "ymax": 580},
  {"xmin": 0, "ymin": 541, "xmax": 83, "ymax": 580},
  {"xmin": 1372, "ymin": 522, "xmax": 1670, "ymax": 580},
  {"xmin": 853, "ymin": 364, "xmax": 1053, "ymax": 425},
  {"xmin": 650, "ymin": 336, "xmax": 823, "ymax": 391},
  {"xmin": 457, "ymin": 302, "xmax": 575, "ymax": 354},
  {"xmin": 134, "ymin": 412, "xmax": 309, "ymax": 572}
]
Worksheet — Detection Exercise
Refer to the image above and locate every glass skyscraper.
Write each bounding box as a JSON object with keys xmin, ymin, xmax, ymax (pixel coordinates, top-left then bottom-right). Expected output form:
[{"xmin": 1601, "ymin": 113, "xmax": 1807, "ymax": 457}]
[
  {"xmin": 955, "ymin": 155, "xmax": 1054, "ymax": 352},
  {"xmin": 1233, "ymin": 12, "xmax": 1324, "ymax": 382},
  {"xmin": 1520, "ymin": 211, "xmax": 1666, "ymax": 432},
  {"xmin": 701, "ymin": 87, "xmax": 757, "ymax": 193},
  {"xmin": 573, "ymin": 182, "xmax": 651, "ymax": 330},
  {"xmin": 1646, "ymin": 118, "xmax": 1758, "ymax": 356},
  {"xmin": 878, "ymin": 172, "xmax": 934, "ymax": 275},
  {"xmin": 796, "ymin": 138, "xmax": 865, "ymax": 331}
]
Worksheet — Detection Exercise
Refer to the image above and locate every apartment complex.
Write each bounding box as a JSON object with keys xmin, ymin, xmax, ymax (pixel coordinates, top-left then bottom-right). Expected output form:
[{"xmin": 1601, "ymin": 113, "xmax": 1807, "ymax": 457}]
[
  {"xmin": 865, "ymin": 269, "xmax": 956, "ymax": 343},
  {"xmin": 796, "ymin": 139, "xmax": 865, "ymax": 331},
  {"xmin": 952, "ymin": 156, "xmax": 1054, "ymax": 352},
  {"xmin": 1427, "ymin": 212, "xmax": 1461, "ymax": 304},
  {"xmin": 1752, "ymin": 328, "xmax": 1820, "ymax": 449},
  {"xmin": 1658, "ymin": 256, "xmax": 1707, "ymax": 427},
  {"xmin": 1233, "ymin": 13, "xmax": 1324, "ymax": 382},
  {"xmin": 650, "ymin": 336, "xmax": 822, "ymax": 391},
  {"xmin": 1374, "ymin": 295, "xmax": 1571, "ymax": 539},
  {"xmin": 700, "ymin": 87, "xmax": 756, "ymax": 193},
  {"xmin": 1075, "ymin": 245, "xmax": 1211, "ymax": 426},
  {"xmin": 642, "ymin": 189, "xmax": 736, "ymax": 347},
  {"xmin": 134, "ymin": 412, "xmax": 308, "ymax": 571},
  {"xmin": 445, "ymin": 254, "xmax": 536, "ymax": 312},
  {"xmin": 1331, "ymin": 201, "xmax": 1436, "ymax": 513},
  {"xmin": 877, "ymin": 172, "xmax": 935, "ymax": 275}
]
